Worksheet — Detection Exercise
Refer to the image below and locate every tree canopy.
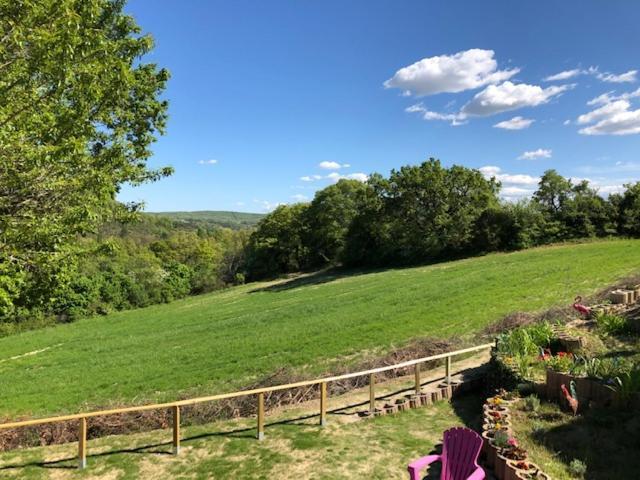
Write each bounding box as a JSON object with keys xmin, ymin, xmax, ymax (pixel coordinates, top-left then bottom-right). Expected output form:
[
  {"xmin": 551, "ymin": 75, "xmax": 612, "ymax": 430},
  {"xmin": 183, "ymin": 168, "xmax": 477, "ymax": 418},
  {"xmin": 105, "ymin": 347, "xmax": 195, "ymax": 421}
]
[{"xmin": 0, "ymin": 0, "xmax": 170, "ymax": 317}]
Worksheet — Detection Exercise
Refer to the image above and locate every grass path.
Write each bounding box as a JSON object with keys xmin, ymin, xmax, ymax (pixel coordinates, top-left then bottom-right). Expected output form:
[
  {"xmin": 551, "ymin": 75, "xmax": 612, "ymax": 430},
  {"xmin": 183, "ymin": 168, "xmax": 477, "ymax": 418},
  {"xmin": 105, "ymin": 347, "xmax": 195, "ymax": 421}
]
[{"xmin": 2, "ymin": 239, "xmax": 640, "ymax": 418}]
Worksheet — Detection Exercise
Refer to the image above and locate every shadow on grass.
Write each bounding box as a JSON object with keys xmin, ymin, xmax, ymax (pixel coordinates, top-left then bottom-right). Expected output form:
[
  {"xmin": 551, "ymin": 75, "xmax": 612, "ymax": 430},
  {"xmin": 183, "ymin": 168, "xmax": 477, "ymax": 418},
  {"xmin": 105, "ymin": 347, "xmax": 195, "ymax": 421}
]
[
  {"xmin": 0, "ymin": 366, "xmax": 489, "ymax": 473},
  {"xmin": 528, "ymin": 405, "xmax": 640, "ymax": 480}
]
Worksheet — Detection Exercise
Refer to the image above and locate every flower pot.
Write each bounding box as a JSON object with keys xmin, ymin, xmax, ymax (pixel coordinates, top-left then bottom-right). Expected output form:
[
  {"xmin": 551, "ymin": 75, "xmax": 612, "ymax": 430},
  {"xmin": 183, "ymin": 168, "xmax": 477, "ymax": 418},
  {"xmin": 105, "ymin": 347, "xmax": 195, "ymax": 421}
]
[
  {"xmin": 394, "ymin": 398, "xmax": 409, "ymax": 412},
  {"xmin": 514, "ymin": 462, "xmax": 550, "ymax": 479},
  {"xmin": 408, "ymin": 395, "xmax": 421, "ymax": 409},
  {"xmin": 495, "ymin": 451, "xmax": 508, "ymax": 480},
  {"xmin": 419, "ymin": 392, "xmax": 432, "ymax": 406},
  {"xmin": 482, "ymin": 419, "xmax": 512, "ymax": 434},
  {"xmin": 439, "ymin": 384, "xmax": 452, "ymax": 400},
  {"xmin": 546, "ymin": 370, "xmax": 571, "ymax": 401},
  {"xmin": 431, "ymin": 389, "xmax": 442, "ymax": 403},
  {"xmin": 383, "ymin": 403, "xmax": 397, "ymax": 414},
  {"xmin": 506, "ymin": 460, "xmax": 537, "ymax": 480},
  {"xmin": 481, "ymin": 431, "xmax": 496, "ymax": 468}
]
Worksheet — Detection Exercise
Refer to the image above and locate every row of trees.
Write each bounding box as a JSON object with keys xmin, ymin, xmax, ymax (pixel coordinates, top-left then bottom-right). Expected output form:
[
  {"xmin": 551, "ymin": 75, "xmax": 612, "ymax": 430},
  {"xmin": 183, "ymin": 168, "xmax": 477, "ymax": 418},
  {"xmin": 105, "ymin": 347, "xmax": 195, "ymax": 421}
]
[{"xmin": 245, "ymin": 159, "xmax": 640, "ymax": 279}]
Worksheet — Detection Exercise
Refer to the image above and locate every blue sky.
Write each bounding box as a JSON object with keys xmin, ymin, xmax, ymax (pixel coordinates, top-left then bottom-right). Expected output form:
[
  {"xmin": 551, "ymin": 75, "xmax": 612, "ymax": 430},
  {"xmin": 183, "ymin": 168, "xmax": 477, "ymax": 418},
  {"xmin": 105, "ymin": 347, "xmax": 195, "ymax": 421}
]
[{"xmin": 119, "ymin": 0, "xmax": 640, "ymax": 212}]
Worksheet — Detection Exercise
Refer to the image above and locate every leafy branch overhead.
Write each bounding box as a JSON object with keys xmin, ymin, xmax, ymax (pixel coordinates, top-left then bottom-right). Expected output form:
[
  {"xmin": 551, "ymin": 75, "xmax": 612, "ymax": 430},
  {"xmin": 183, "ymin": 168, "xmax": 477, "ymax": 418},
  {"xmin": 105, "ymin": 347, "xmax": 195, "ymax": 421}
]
[{"xmin": 0, "ymin": 0, "xmax": 171, "ymax": 316}]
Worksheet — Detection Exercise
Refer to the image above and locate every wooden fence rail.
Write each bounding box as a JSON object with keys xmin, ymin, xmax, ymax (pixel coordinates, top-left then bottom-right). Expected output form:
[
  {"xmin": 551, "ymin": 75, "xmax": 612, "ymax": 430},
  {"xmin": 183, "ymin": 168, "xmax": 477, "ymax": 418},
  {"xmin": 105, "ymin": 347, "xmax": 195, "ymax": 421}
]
[{"xmin": 0, "ymin": 342, "xmax": 493, "ymax": 469}]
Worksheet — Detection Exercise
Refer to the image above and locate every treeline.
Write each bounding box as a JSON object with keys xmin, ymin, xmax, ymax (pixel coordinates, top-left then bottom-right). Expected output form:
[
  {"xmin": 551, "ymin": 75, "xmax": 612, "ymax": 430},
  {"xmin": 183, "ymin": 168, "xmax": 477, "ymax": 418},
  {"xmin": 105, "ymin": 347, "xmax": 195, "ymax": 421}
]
[
  {"xmin": 0, "ymin": 218, "xmax": 249, "ymax": 335},
  {"xmin": 245, "ymin": 159, "xmax": 640, "ymax": 279}
]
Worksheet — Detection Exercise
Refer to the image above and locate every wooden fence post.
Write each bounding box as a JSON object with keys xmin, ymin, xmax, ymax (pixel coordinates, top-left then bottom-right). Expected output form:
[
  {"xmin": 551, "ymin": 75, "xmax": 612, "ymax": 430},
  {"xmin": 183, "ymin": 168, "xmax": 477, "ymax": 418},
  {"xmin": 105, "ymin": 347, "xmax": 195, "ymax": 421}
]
[
  {"xmin": 445, "ymin": 355, "xmax": 452, "ymax": 384},
  {"xmin": 257, "ymin": 393, "xmax": 265, "ymax": 440},
  {"xmin": 320, "ymin": 382, "xmax": 327, "ymax": 426},
  {"xmin": 414, "ymin": 364, "xmax": 421, "ymax": 395},
  {"xmin": 369, "ymin": 373, "xmax": 376, "ymax": 414},
  {"xmin": 78, "ymin": 417, "xmax": 87, "ymax": 469},
  {"xmin": 172, "ymin": 405, "xmax": 181, "ymax": 454}
]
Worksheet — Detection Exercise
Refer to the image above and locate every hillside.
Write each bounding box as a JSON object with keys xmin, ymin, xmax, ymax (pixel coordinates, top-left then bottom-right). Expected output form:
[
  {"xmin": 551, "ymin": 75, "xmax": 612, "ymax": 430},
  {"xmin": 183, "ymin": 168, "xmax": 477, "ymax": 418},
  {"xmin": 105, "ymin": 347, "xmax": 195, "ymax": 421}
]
[
  {"xmin": 2, "ymin": 239, "xmax": 640, "ymax": 419},
  {"xmin": 146, "ymin": 210, "xmax": 264, "ymax": 229}
]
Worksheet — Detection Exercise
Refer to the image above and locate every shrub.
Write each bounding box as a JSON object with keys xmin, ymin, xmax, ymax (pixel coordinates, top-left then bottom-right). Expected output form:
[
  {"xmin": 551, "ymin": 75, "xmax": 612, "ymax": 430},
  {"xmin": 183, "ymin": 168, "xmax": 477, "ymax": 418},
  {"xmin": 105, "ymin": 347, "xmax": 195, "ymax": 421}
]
[
  {"xmin": 523, "ymin": 395, "xmax": 541, "ymax": 413},
  {"xmin": 545, "ymin": 352, "xmax": 575, "ymax": 373},
  {"xmin": 612, "ymin": 365, "xmax": 640, "ymax": 402},
  {"xmin": 569, "ymin": 459, "xmax": 587, "ymax": 479},
  {"xmin": 596, "ymin": 312, "xmax": 628, "ymax": 336}
]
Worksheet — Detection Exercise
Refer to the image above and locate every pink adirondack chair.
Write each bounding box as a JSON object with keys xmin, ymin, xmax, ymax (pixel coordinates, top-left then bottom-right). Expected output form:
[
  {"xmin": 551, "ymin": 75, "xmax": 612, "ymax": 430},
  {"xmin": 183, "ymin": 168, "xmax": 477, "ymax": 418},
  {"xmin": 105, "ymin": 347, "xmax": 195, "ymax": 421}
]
[{"xmin": 407, "ymin": 427, "xmax": 485, "ymax": 480}]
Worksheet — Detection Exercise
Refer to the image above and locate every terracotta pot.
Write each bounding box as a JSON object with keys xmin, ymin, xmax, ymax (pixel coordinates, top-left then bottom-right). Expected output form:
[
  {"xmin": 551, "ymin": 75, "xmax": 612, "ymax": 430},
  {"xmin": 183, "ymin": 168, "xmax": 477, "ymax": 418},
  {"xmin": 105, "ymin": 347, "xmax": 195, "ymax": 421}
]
[
  {"xmin": 419, "ymin": 392, "xmax": 432, "ymax": 406},
  {"xmin": 431, "ymin": 389, "xmax": 442, "ymax": 403},
  {"xmin": 514, "ymin": 462, "xmax": 551, "ymax": 479},
  {"xmin": 506, "ymin": 460, "xmax": 537, "ymax": 480},
  {"xmin": 480, "ymin": 431, "xmax": 496, "ymax": 468},
  {"xmin": 373, "ymin": 407, "xmax": 385, "ymax": 417},
  {"xmin": 495, "ymin": 451, "xmax": 508, "ymax": 480},
  {"xmin": 394, "ymin": 398, "xmax": 409, "ymax": 412},
  {"xmin": 482, "ymin": 420, "xmax": 512, "ymax": 434},
  {"xmin": 383, "ymin": 403, "xmax": 397, "ymax": 414},
  {"xmin": 408, "ymin": 395, "xmax": 421, "ymax": 409}
]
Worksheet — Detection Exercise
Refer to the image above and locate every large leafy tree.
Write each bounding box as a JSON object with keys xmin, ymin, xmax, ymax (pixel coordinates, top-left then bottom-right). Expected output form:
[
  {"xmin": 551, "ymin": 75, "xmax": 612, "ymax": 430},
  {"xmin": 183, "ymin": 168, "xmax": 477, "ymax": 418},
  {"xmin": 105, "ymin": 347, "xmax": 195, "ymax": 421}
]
[
  {"xmin": 0, "ymin": 0, "xmax": 171, "ymax": 318},
  {"xmin": 305, "ymin": 179, "xmax": 369, "ymax": 266}
]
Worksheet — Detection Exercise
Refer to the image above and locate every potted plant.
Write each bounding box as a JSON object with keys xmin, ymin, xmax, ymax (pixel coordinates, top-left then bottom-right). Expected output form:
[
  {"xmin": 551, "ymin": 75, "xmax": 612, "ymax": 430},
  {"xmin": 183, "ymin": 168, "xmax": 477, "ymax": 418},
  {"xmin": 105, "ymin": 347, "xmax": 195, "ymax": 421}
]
[
  {"xmin": 481, "ymin": 426, "xmax": 509, "ymax": 468},
  {"xmin": 515, "ymin": 463, "xmax": 551, "ymax": 479},
  {"xmin": 491, "ymin": 430, "xmax": 511, "ymax": 478},
  {"xmin": 506, "ymin": 460, "xmax": 538, "ymax": 480},
  {"xmin": 499, "ymin": 442, "xmax": 528, "ymax": 480}
]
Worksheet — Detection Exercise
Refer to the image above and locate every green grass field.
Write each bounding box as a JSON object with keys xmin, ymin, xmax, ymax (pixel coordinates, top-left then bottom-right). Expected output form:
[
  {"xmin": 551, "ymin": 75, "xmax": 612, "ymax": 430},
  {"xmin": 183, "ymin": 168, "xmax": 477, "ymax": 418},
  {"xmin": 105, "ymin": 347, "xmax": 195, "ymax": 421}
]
[{"xmin": 2, "ymin": 239, "xmax": 640, "ymax": 419}]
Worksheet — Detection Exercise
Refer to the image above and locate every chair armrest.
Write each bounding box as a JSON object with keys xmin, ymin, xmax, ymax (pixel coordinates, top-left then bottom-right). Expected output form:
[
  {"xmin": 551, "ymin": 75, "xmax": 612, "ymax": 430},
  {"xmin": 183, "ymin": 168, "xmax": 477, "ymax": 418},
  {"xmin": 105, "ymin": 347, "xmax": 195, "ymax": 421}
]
[
  {"xmin": 407, "ymin": 455, "xmax": 441, "ymax": 480},
  {"xmin": 467, "ymin": 466, "xmax": 485, "ymax": 480}
]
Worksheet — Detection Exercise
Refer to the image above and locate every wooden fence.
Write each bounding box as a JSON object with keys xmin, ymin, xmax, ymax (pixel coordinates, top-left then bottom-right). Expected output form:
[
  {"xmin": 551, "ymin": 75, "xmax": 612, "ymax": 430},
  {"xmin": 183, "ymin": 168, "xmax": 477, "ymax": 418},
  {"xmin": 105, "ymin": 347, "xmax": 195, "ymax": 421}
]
[{"xmin": 0, "ymin": 342, "xmax": 493, "ymax": 469}]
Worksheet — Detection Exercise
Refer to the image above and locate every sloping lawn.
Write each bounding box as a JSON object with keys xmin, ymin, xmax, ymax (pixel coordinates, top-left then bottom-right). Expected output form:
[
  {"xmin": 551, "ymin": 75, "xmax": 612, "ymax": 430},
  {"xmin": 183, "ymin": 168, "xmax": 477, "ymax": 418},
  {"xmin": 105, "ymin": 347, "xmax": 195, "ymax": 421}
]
[{"xmin": 2, "ymin": 239, "xmax": 640, "ymax": 418}]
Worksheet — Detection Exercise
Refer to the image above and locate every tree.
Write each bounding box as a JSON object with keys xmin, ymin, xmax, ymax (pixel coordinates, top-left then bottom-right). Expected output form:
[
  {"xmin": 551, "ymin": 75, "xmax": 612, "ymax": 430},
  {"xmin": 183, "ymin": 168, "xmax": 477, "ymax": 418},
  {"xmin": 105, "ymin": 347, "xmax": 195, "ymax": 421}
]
[
  {"xmin": 305, "ymin": 179, "xmax": 369, "ymax": 266},
  {"xmin": 612, "ymin": 182, "xmax": 640, "ymax": 237},
  {"xmin": 246, "ymin": 204, "xmax": 310, "ymax": 279},
  {"xmin": 0, "ymin": 0, "xmax": 171, "ymax": 318}
]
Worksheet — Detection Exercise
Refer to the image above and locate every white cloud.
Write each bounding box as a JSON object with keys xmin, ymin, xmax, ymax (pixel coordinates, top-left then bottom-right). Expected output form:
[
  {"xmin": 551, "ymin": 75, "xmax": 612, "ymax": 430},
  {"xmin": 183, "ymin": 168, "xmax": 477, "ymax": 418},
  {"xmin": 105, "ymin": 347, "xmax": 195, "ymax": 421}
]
[
  {"xmin": 461, "ymin": 81, "xmax": 573, "ymax": 117},
  {"xmin": 253, "ymin": 200, "xmax": 284, "ymax": 212},
  {"xmin": 198, "ymin": 159, "xmax": 218, "ymax": 165},
  {"xmin": 518, "ymin": 148, "xmax": 552, "ymax": 160},
  {"xmin": 326, "ymin": 172, "xmax": 368, "ymax": 183},
  {"xmin": 493, "ymin": 116, "xmax": 535, "ymax": 130},
  {"xmin": 544, "ymin": 69, "xmax": 583, "ymax": 82},
  {"xmin": 587, "ymin": 87, "xmax": 640, "ymax": 106},
  {"xmin": 405, "ymin": 103, "xmax": 467, "ymax": 125},
  {"xmin": 300, "ymin": 175, "xmax": 323, "ymax": 182},
  {"xmin": 479, "ymin": 165, "xmax": 540, "ymax": 185},
  {"xmin": 319, "ymin": 161, "xmax": 351, "ymax": 170},
  {"xmin": 577, "ymin": 99, "xmax": 640, "ymax": 136},
  {"xmin": 235, "ymin": 201, "xmax": 245, "ymax": 206},
  {"xmin": 384, "ymin": 49, "xmax": 518, "ymax": 96},
  {"xmin": 502, "ymin": 186, "xmax": 535, "ymax": 196},
  {"xmin": 596, "ymin": 69, "xmax": 637, "ymax": 83},
  {"xmin": 291, "ymin": 194, "xmax": 308, "ymax": 202}
]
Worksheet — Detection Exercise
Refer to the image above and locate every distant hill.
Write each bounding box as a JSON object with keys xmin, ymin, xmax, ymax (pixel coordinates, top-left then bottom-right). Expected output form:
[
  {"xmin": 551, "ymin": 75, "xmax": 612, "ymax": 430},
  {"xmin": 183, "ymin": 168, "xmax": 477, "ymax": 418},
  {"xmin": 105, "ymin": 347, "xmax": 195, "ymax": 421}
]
[{"xmin": 147, "ymin": 210, "xmax": 265, "ymax": 229}]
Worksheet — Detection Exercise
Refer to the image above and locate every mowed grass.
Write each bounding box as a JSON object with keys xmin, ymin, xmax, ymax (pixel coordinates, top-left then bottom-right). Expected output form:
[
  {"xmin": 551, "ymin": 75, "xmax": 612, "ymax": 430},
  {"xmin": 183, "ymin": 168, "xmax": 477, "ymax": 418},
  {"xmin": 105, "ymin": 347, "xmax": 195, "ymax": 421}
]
[
  {"xmin": 0, "ymin": 391, "xmax": 485, "ymax": 479},
  {"xmin": 2, "ymin": 239, "xmax": 640, "ymax": 418}
]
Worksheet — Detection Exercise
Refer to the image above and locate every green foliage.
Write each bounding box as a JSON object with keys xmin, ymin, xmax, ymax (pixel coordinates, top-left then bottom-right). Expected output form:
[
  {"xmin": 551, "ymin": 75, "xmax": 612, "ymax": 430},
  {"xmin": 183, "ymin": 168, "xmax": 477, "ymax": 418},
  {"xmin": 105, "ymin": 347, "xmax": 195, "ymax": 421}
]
[
  {"xmin": 595, "ymin": 312, "xmax": 629, "ymax": 336},
  {"xmin": 568, "ymin": 459, "xmax": 587, "ymax": 479},
  {"xmin": 611, "ymin": 366, "xmax": 640, "ymax": 402},
  {"xmin": 0, "ymin": 0, "xmax": 170, "ymax": 318},
  {"xmin": 524, "ymin": 395, "xmax": 541, "ymax": 413},
  {"xmin": 492, "ymin": 430, "xmax": 511, "ymax": 448},
  {"xmin": 545, "ymin": 354, "xmax": 575, "ymax": 373},
  {"xmin": 147, "ymin": 211, "xmax": 265, "ymax": 229},
  {"xmin": 497, "ymin": 321, "xmax": 554, "ymax": 357}
]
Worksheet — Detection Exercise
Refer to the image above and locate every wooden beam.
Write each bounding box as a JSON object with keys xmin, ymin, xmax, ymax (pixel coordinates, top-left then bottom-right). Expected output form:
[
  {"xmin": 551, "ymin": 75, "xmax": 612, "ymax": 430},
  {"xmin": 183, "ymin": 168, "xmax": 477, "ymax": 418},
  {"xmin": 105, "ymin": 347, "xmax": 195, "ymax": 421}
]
[
  {"xmin": 257, "ymin": 393, "xmax": 265, "ymax": 440},
  {"xmin": 78, "ymin": 417, "xmax": 87, "ymax": 469},
  {"xmin": 369, "ymin": 373, "xmax": 375, "ymax": 414},
  {"xmin": 445, "ymin": 355, "xmax": 452, "ymax": 385},
  {"xmin": 414, "ymin": 364, "xmax": 421, "ymax": 395},
  {"xmin": 320, "ymin": 382, "xmax": 327, "ymax": 426},
  {"xmin": 172, "ymin": 406, "xmax": 180, "ymax": 454}
]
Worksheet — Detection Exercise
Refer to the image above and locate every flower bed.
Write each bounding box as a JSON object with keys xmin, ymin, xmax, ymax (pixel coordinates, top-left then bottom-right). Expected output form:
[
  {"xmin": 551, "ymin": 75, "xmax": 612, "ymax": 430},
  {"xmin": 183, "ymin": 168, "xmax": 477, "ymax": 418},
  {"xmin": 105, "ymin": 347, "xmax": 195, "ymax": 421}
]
[{"xmin": 481, "ymin": 390, "xmax": 551, "ymax": 480}]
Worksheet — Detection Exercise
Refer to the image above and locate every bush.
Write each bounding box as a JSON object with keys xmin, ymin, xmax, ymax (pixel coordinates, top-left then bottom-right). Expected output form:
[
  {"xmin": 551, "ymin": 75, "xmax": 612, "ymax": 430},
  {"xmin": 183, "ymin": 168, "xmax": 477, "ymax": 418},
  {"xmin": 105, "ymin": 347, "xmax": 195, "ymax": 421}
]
[
  {"xmin": 596, "ymin": 313, "xmax": 628, "ymax": 336},
  {"xmin": 569, "ymin": 459, "xmax": 587, "ymax": 479},
  {"xmin": 523, "ymin": 395, "xmax": 541, "ymax": 413}
]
